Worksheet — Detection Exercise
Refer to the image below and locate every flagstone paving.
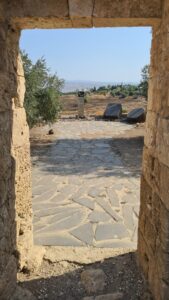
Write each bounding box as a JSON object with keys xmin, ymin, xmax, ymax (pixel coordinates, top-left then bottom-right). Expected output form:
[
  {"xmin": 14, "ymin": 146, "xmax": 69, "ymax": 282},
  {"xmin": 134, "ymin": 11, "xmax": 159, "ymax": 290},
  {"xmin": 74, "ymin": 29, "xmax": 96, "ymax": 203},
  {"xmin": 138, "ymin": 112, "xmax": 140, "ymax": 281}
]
[{"xmin": 32, "ymin": 120, "xmax": 140, "ymax": 248}]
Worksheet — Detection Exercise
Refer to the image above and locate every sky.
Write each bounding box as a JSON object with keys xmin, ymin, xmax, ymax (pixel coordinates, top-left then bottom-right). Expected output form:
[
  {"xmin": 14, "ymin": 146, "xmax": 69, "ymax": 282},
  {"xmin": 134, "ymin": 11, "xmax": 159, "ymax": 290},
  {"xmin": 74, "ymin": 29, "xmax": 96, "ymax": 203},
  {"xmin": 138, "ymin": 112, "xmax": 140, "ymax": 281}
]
[{"xmin": 20, "ymin": 27, "xmax": 152, "ymax": 83}]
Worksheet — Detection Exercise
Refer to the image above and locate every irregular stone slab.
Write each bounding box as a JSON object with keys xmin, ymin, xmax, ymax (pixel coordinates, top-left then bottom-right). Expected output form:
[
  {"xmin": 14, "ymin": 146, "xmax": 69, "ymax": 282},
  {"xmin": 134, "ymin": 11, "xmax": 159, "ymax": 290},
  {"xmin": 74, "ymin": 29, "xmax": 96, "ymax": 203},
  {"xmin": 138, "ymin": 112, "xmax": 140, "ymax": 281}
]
[
  {"xmin": 89, "ymin": 211, "xmax": 111, "ymax": 223},
  {"xmin": 120, "ymin": 193, "xmax": 138, "ymax": 205},
  {"xmin": 95, "ymin": 223, "xmax": 129, "ymax": 241},
  {"xmin": 50, "ymin": 193, "xmax": 71, "ymax": 204},
  {"xmin": 34, "ymin": 207, "xmax": 67, "ymax": 218},
  {"xmin": 33, "ymin": 185, "xmax": 56, "ymax": 196},
  {"xmin": 70, "ymin": 223, "xmax": 94, "ymax": 245},
  {"xmin": 71, "ymin": 185, "xmax": 88, "ymax": 201},
  {"xmin": 88, "ymin": 187, "xmax": 106, "ymax": 198},
  {"xmin": 107, "ymin": 188, "xmax": 120, "ymax": 207},
  {"xmin": 37, "ymin": 210, "xmax": 86, "ymax": 232},
  {"xmin": 122, "ymin": 204, "xmax": 134, "ymax": 232},
  {"xmin": 131, "ymin": 225, "xmax": 138, "ymax": 243},
  {"xmin": 47, "ymin": 207, "xmax": 80, "ymax": 224},
  {"xmin": 127, "ymin": 108, "xmax": 146, "ymax": 123},
  {"xmin": 32, "ymin": 200, "xmax": 72, "ymax": 211},
  {"xmin": 35, "ymin": 175, "xmax": 56, "ymax": 186},
  {"xmin": 133, "ymin": 205, "xmax": 140, "ymax": 218},
  {"xmin": 112, "ymin": 183, "xmax": 124, "ymax": 191},
  {"xmin": 81, "ymin": 269, "xmax": 106, "ymax": 293},
  {"xmin": 56, "ymin": 184, "xmax": 77, "ymax": 196},
  {"xmin": 95, "ymin": 197, "xmax": 122, "ymax": 222},
  {"xmin": 73, "ymin": 197, "xmax": 94, "ymax": 210},
  {"xmin": 33, "ymin": 223, "xmax": 46, "ymax": 233},
  {"xmin": 104, "ymin": 103, "xmax": 122, "ymax": 120},
  {"xmin": 33, "ymin": 189, "xmax": 57, "ymax": 202},
  {"xmin": 34, "ymin": 233, "xmax": 84, "ymax": 246},
  {"xmin": 34, "ymin": 205, "xmax": 79, "ymax": 218}
]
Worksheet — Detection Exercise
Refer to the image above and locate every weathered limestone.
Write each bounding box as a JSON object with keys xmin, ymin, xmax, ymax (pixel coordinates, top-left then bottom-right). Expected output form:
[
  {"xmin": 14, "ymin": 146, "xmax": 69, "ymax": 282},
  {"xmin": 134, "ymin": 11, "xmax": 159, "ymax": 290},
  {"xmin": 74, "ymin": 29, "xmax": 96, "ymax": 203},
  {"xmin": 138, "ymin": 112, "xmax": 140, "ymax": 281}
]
[
  {"xmin": 138, "ymin": 1, "xmax": 169, "ymax": 299},
  {"xmin": 2, "ymin": 0, "xmax": 161, "ymax": 29},
  {"xmin": 0, "ymin": 24, "xmax": 36, "ymax": 299},
  {"xmin": 0, "ymin": 0, "xmax": 169, "ymax": 299}
]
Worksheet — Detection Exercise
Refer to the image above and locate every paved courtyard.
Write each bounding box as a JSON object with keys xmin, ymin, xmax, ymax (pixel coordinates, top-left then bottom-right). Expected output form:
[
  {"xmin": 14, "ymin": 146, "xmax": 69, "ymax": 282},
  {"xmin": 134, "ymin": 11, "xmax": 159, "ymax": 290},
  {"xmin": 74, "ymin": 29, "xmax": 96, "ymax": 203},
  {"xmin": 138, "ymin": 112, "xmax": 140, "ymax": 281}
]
[{"xmin": 32, "ymin": 120, "xmax": 140, "ymax": 248}]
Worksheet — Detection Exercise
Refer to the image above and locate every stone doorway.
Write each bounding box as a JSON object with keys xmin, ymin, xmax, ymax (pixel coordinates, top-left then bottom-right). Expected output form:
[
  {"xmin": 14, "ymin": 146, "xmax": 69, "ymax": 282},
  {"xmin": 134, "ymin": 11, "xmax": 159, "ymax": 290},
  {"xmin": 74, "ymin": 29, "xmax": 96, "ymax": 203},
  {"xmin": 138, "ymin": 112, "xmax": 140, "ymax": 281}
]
[{"xmin": 1, "ymin": 1, "xmax": 169, "ymax": 299}]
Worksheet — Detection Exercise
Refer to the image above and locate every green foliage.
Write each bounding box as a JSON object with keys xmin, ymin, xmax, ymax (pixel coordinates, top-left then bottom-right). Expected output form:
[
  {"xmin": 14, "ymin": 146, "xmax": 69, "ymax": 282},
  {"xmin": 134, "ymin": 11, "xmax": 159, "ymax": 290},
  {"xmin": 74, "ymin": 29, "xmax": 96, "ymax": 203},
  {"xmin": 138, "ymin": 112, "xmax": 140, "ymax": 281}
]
[
  {"xmin": 90, "ymin": 83, "xmax": 140, "ymax": 98},
  {"xmin": 36, "ymin": 88, "xmax": 62, "ymax": 124},
  {"xmin": 89, "ymin": 65, "xmax": 150, "ymax": 99},
  {"xmin": 139, "ymin": 65, "xmax": 149, "ymax": 99},
  {"xmin": 21, "ymin": 50, "xmax": 64, "ymax": 128}
]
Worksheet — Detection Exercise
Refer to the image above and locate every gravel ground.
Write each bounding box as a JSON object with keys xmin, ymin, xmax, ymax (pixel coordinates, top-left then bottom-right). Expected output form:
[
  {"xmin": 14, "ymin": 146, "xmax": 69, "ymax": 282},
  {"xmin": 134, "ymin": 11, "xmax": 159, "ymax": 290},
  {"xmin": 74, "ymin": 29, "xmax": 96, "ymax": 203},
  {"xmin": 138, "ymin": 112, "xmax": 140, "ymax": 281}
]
[{"xmin": 18, "ymin": 249, "xmax": 152, "ymax": 300}]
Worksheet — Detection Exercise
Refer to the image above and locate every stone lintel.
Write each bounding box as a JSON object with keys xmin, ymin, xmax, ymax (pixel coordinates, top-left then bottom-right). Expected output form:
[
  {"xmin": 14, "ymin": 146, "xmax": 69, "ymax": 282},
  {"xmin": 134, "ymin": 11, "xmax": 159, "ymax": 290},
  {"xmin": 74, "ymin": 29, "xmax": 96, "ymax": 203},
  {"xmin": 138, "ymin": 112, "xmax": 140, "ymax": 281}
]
[
  {"xmin": 93, "ymin": 17, "xmax": 160, "ymax": 28},
  {"xmin": 12, "ymin": 18, "xmax": 73, "ymax": 30},
  {"xmin": 4, "ymin": 0, "xmax": 162, "ymax": 21},
  {"xmin": 12, "ymin": 17, "xmax": 161, "ymax": 30}
]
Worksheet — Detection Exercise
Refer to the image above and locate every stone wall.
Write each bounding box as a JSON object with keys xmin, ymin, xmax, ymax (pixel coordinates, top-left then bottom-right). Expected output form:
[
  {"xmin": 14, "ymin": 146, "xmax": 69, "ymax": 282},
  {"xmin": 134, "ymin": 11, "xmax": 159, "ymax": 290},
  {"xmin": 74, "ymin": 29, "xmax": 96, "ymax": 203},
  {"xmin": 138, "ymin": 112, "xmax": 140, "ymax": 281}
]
[
  {"xmin": 138, "ymin": 1, "xmax": 169, "ymax": 299},
  {"xmin": 0, "ymin": 20, "xmax": 34, "ymax": 298},
  {"xmin": 1, "ymin": 0, "xmax": 169, "ymax": 299},
  {"xmin": 4, "ymin": 0, "xmax": 162, "ymax": 28}
]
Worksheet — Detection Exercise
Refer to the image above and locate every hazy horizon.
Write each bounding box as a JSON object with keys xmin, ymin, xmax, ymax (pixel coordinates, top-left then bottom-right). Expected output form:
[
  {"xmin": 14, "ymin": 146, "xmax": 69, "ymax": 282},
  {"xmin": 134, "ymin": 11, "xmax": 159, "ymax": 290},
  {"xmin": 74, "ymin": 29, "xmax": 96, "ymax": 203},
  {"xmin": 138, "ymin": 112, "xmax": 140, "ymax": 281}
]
[{"xmin": 62, "ymin": 79, "xmax": 139, "ymax": 93}]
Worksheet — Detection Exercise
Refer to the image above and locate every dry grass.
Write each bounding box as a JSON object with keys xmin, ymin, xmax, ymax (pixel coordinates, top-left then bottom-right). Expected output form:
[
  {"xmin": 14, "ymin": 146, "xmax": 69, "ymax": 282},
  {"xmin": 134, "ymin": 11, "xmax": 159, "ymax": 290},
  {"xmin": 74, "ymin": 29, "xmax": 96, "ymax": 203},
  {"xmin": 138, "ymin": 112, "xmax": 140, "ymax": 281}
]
[{"xmin": 60, "ymin": 94, "xmax": 147, "ymax": 117}]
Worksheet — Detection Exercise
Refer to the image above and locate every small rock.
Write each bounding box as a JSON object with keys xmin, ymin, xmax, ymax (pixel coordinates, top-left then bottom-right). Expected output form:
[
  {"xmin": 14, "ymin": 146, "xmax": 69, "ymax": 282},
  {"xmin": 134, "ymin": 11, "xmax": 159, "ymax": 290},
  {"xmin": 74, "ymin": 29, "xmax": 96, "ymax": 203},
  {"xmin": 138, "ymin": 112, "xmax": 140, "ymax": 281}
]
[
  {"xmin": 81, "ymin": 268, "xmax": 106, "ymax": 293},
  {"xmin": 48, "ymin": 129, "xmax": 54, "ymax": 135}
]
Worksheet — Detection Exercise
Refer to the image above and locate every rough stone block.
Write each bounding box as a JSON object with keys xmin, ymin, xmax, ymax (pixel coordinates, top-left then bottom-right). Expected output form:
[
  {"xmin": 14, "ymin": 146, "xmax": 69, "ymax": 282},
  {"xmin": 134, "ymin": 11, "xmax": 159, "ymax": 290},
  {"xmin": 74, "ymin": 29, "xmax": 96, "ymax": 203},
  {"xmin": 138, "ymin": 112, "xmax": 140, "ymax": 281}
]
[
  {"xmin": 14, "ymin": 54, "xmax": 25, "ymax": 108},
  {"xmin": 158, "ymin": 163, "xmax": 169, "ymax": 211},
  {"xmin": 139, "ymin": 0, "xmax": 162, "ymax": 18},
  {"xmin": 144, "ymin": 111, "xmax": 158, "ymax": 151},
  {"xmin": 94, "ymin": 0, "xmax": 131, "ymax": 18},
  {"xmin": 69, "ymin": 0, "xmax": 94, "ymax": 18},
  {"xmin": 12, "ymin": 108, "xmax": 29, "ymax": 147},
  {"xmin": 7, "ymin": 0, "xmax": 69, "ymax": 18},
  {"xmin": 94, "ymin": 0, "xmax": 161, "ymax": 18},
  {"xmin": 147, "ymin": 77, "xmax": 162, "ymax": 113},
  {"xmin": 156, "ymin": 117, "xmax": 169, "ymax": 168}
]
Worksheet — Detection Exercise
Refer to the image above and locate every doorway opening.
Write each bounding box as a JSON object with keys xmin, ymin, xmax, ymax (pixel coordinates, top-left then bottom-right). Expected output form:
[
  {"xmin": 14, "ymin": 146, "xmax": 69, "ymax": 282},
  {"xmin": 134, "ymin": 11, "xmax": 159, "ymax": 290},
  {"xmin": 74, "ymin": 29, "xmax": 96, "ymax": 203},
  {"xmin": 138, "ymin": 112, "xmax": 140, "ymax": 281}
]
[
  {"xmin": 18, "ymin": 27, "xmax": 152, "ymax": 299},
  {"xmin": 20, "ymin": 27, "xmax": 151, "ymax": 248}
]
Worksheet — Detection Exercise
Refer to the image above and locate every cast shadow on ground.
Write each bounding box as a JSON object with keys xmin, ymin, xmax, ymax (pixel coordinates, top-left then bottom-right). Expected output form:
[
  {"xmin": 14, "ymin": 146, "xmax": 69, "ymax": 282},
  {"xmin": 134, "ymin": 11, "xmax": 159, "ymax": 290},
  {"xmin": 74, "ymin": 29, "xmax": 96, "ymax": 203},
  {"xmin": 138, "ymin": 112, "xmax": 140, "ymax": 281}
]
[
  {"xmin": 31, "ymin": 136, "xmax": 144, "ymax": 179},
  {"xmin": 19, "ymin": 250, "xmax": 150, "ymax": 300}
]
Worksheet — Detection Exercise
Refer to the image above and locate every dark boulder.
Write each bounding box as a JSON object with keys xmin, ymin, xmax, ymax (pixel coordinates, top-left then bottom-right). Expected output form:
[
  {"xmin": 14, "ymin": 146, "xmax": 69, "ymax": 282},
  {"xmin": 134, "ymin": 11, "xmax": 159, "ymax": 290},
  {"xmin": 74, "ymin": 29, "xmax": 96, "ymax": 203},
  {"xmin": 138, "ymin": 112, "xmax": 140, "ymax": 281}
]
[
  {"xmin": 127, "ymin": 108, "xmax": 146, "ymax": 123},
  {"xmin": 104, "ymin": 103, "xmax": 122, "ymax": 120}
]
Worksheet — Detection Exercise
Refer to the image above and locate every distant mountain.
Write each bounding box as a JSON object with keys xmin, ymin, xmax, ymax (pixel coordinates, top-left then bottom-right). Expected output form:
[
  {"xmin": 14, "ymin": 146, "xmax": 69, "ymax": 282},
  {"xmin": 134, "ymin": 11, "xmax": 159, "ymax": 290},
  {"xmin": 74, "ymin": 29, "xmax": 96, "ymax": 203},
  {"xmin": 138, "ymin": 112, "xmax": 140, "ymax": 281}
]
[{"xmin": 62, "ymin": 80, "xmax": 137, "ymax": 93}]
